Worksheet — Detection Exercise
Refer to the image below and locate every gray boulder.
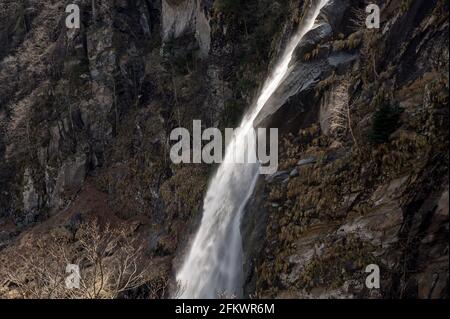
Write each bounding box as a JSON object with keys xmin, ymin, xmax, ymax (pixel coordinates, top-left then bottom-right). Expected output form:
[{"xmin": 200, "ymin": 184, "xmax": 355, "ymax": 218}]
[{"xmin": 297, "ymin": 157, "xmax": 317, "ymax": 166}]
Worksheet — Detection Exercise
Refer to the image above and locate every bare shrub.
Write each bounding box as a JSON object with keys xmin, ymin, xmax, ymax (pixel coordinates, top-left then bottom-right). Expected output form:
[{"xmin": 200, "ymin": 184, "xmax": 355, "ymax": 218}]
[
  {"xmin": 323, "ymin": 79, "xmax": 358, "ymax": 147},
  {"xmin": 0, "ymin": 219, "xmax": 157, "ymax": 299},
  {"xmin": 349, "ymin": 6, "xmax": 367, "ymax": 31}
]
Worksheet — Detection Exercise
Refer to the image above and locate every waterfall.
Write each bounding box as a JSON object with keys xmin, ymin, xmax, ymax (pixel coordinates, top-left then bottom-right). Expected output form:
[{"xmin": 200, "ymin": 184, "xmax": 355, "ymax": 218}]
[{"xmin": 174, "ymin": 0, "xmax": 329, "ymax": 299}]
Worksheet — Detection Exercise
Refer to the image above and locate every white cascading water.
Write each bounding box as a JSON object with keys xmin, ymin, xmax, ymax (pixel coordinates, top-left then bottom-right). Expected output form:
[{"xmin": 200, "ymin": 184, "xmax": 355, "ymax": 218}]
[{"xmin": 175, "ymin": 0, "xmax": 329, "ymax": 298}]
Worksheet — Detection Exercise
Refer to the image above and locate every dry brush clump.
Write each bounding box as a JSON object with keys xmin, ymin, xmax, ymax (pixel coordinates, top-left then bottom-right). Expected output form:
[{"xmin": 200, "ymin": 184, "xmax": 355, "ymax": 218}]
[{"xmin": 0, "ymin": 219, "xmax": 160, "ymax": 299}]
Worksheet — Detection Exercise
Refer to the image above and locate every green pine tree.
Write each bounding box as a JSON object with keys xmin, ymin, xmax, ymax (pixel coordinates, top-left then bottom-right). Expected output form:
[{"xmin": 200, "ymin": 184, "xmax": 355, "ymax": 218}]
[{"xmin": 369, "ymin": 103, "xmax": 403, "ymax": 144}]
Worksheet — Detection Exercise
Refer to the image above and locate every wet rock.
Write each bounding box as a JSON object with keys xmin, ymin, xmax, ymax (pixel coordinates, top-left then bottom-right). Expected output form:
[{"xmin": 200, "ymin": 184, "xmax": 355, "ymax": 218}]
[
  {"xmin": 265, "ymin": 171, "xmax": 289, "ymax": 183},
  {"xmin": 241, "ymin": 179, "xmax": 270, "ymax": 297},
  {"xmin": 253, "ymin": 0, "xmax": 358, "ymax": 130},
  {"xmin": 254, "ymin": 58, "xmax": 331, "ymax": 128},
  {"xmin": 294, "ymin": 23, "xmax": 333, "ymax": 61},
  {"xmin": 322, "ymin": 0, "xmax": 350, "ymax": 31}
]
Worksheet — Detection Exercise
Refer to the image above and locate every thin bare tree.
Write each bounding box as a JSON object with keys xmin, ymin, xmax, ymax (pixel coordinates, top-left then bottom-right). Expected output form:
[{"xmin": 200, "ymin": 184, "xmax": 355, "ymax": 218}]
[{"xmin": 0, "ymin": 219, "xmax": 165, "ymax": 299}]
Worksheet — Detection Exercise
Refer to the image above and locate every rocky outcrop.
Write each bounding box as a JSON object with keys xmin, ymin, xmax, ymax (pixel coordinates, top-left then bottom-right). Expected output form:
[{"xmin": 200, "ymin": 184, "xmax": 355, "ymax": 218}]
[
  {"xmin": 162, "ymin": 0, "xmax": 211, "ymax": 56},
  {"xmin": 414, "ymin": 189, "xmax": 449, "ymax": 299},
  {"xmin": 48, "ymin": 154, "xmax": 87, "ymax": 210},
  {"xmin": 254, "ymin": 0, "xmax": 358, "ymax": 128}
]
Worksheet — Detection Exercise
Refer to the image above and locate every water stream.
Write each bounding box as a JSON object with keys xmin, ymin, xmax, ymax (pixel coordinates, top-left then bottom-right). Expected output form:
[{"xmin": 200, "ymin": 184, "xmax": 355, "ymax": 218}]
[{"xmin": 175, "ymin": 0, "xmax": 329, "ymax": 298}]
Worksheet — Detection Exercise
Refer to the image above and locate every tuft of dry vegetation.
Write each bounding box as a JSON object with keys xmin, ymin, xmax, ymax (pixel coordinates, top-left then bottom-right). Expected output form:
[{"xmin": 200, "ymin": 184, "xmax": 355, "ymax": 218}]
[{"xmin": 0, "ymin": 219, "xmax": 162, "ymax": 299}]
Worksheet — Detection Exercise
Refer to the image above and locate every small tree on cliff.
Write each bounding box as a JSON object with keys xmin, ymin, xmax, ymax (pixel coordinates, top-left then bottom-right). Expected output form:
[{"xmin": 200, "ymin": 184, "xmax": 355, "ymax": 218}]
[{"xmin": 369, "ymin": 102, "xmax": 403, "ymax": 144}]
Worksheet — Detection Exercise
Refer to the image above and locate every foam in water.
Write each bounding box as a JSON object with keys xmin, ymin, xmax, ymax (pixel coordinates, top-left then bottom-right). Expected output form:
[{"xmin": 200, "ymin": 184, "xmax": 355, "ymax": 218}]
[{"xmin": 174, "ymin": 0, "xmax": 330, "ymax": 299}]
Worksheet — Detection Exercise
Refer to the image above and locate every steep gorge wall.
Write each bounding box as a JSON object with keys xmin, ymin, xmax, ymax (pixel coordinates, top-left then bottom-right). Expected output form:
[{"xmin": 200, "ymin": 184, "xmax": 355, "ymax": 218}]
[{"xmin": 243, "ymin": 0, "xmax": 449, "ymax": 299}]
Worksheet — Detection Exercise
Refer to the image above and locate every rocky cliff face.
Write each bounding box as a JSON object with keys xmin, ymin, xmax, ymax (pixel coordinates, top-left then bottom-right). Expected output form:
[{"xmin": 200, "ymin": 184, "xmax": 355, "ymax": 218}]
[
  {"xmin": 0, "ymin": 0, "xmax": 448, "ymax": 299},
  {"xmin": 243, "ymin": 0, "xmax": 449, "ymax": 299}
]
